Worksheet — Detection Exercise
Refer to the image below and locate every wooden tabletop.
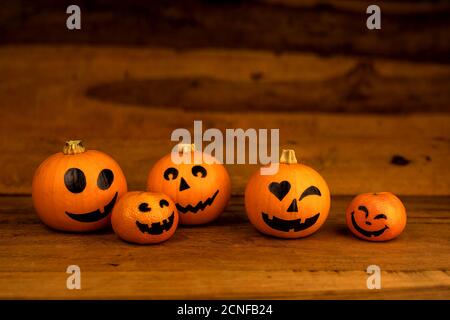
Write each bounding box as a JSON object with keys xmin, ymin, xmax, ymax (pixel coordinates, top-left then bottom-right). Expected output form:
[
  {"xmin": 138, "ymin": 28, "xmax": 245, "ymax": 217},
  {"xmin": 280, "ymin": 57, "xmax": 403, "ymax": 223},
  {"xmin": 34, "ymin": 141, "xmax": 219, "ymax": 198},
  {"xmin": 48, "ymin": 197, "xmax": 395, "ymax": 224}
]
[
  {"xmin": 0, "ymin": 45, "xmax": 450, "ymax": 299},
  {"xmin": 1, "ymin": 194, "xmax": 449, "ymax": 299}
]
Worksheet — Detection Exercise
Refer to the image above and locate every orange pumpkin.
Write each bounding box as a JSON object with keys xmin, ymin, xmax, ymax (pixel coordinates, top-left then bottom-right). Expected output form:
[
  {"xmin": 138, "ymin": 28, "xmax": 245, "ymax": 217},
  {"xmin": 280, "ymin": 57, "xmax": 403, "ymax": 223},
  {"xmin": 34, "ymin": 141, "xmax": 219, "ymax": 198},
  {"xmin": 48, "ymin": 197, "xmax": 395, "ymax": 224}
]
[
  {"xmin": 32, "ymin": 140, "xmax": 127, "ymax": 232},
  {"xmin": 346, "ymin": 192, "xmax": 406, "ymax": 241},
  {"xmin": 147, "ymin": 144, "xmax": 231, "ymax": 225},
  {"xmin": 245, "ymin": 149, "xmax": 330, "ymax": 238},
  {"xmin": 111, "ymin": 191, "xmax": 179, "ymax": 244}
]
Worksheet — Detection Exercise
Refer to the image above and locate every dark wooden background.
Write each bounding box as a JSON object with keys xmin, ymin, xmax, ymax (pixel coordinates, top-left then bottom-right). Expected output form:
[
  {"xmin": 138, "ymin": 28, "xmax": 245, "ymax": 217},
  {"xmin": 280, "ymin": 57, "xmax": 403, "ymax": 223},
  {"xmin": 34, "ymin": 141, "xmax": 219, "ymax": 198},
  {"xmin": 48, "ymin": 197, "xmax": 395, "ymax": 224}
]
[{"xmin": 0, "ymin": 0, "xmax": 449, "ymax": 299}]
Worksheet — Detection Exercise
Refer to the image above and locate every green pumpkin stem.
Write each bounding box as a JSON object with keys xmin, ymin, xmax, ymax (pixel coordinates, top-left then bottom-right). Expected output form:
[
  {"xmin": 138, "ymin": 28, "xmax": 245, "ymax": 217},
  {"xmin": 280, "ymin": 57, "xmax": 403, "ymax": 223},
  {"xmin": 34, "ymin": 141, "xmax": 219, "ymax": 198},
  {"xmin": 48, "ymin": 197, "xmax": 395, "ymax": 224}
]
[
  {"xmin": 280, "ymin": 149, "xmax": 298, "ymax": 164},
  {"xmin": 63, "ymin": 140, "xmax": 85, "ymax": 155}
]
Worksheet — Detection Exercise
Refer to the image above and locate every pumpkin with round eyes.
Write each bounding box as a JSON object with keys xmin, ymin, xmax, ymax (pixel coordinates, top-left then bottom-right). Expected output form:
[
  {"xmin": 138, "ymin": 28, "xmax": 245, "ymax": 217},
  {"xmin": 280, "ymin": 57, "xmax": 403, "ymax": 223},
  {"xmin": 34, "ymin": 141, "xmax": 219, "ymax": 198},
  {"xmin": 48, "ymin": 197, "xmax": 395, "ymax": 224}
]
[
  {"xmin": 346, "ymin": 192, "xmax": 406, "ymax": 241},
  {"xmin": 111, "ymin": 192, "xmax": 179, "ymax": 244},
  {"xmin": 32, "ymin": 140, "xmax": 127, "ymax": 232},
  {"xmin": 147, "ymin": 144, "xmax": 231, "ymax": 225},
  {"xmin": 245, "ymin": 149, "xmax": 330, "ymax": 239}
]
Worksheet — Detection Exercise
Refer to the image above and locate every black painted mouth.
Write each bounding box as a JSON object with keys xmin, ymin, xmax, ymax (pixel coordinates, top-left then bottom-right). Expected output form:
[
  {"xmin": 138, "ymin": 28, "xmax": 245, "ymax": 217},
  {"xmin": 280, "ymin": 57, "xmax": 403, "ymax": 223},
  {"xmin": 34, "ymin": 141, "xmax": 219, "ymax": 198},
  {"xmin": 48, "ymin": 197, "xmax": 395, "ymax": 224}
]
[
  {"xmin": 176, "ymin": 190, "xmax": 219, "ymax": 214},
  {"xmin": 262, "ymin": 212, "xmax": 320, "ymax": 232},
  {"xmin": 136, "ymin": 211, "xmax": 175, "ymax": 235},
  {"xmin": 351, "ymin": 211, "xmax": 388, "ymax": 237},
  {"xmin": 65, "ymin": 192, "xmax": 118, "ymax": 223}
]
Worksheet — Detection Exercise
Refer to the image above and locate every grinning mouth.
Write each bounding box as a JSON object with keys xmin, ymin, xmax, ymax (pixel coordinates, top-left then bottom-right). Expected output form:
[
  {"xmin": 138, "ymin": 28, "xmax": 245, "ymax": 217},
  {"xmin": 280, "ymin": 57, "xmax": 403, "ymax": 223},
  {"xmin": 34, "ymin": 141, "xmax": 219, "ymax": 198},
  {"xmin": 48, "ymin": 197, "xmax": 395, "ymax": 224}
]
[
  {"xmin": 136, "ymin": 212, "xmax": 175, "ymax": 235},
  {"xmin": 351, "ymin": 211, "xmax": 388, "ymax": 237},
  {"xmin": 65, "ymin": 192, "xmax": 118, "ymax": 223},
  {"xmin": 176, "ymin": 190, "xmax": 219, "ymax": 214},
  {"xmin": 262, "ymin": 212, "xmax": 320, "ymax": 232}
]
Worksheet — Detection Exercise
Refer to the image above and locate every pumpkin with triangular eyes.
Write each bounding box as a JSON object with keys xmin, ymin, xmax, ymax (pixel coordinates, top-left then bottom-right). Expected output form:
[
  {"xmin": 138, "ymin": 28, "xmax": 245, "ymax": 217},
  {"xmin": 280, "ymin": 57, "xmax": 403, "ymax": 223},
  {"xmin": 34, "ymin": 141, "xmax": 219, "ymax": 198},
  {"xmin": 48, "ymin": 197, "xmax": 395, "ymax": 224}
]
[
  {"xmin": 245, "ymin": 149, "xmax": 330, "ymax": 239},
  {"xmin": 346, "ymin": 192, "xmax": 406, "ymax": 241},
  {"xmin": 147, "ymin": 144, "xmax": 231, "ymax": 225},
  {"xmin": 112, "ymin": 192, "xmax": 179, "ymax": 244},
  {"xmin": 32, "ymin": 140, "xmax": 127, "ymax": 232}
]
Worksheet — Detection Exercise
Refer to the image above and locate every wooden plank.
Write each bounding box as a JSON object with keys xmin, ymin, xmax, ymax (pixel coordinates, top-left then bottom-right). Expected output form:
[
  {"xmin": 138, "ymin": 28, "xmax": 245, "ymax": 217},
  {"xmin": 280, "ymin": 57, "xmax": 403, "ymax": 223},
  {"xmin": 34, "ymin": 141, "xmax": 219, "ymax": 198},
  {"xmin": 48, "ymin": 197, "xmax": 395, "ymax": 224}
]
[
  {"xmin": 86, "ymin": 61, "xmax": 450, "ymax": 113},
  {"xmin": 3, "ymin": 45, "xmax": 450, "ymax": 113},
  {"xmin": 1, "ymin": 1, "xmax": 449, "ymax": 62},
  {"xmin": 1, "ymin": 271, "xmax": 449, "ymax": 299},
  {"xmin": 265, "ymin": 0, "xmax": 450, "ymax": 14},
  {"xmin": 0, "ymin": 46, "xmax": 449, "ymax": 195},
  {"xmin": 0, "ymin": 195, "xmax": 449, "ymax": 299}
]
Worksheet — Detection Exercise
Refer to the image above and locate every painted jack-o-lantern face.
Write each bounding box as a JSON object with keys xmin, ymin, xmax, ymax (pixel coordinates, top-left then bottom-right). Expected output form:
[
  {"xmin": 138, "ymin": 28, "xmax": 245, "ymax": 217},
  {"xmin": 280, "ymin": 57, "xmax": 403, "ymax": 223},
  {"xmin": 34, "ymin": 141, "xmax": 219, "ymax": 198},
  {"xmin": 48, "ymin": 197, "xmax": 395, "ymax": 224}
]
[
  {"xmin": 346, "ymin": 192, "xmax": 406, "ymax": 241},
  {"xmin": 32, "ymin": 140, "xmax": 127, "ymax": 232},
  {"xmin": 111, "ymin": 192, "xmax": 179, "ymax": 244},
  {"xmin": 147, "ymin": 144, "xmax": 231, "ymax": 225},
  {"xmin": 245, "ymin": 149, "xmax": 330, "ymax": 239}
]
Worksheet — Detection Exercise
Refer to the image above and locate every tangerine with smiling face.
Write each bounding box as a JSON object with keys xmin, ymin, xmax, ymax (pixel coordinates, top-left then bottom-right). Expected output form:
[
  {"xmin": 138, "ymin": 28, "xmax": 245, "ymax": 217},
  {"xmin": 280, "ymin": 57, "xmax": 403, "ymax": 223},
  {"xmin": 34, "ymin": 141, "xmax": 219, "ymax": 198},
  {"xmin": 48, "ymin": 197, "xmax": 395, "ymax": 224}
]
[
  {"xmin": 111, "ymin": 191, "xmax": 179, "ymax": 244},
  {"xmin": 346, "ymin": 192, "xmax": 407, "ymax": 241}
]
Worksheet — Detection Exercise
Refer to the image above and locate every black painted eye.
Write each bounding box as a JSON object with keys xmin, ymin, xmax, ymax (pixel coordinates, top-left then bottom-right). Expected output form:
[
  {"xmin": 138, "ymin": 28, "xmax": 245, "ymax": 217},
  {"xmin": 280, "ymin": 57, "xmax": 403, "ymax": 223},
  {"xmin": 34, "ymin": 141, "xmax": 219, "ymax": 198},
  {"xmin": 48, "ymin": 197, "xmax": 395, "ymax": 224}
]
[
  {"xmin": 358, "ymin": 205, "xmax": 369, "ymax": 218},
  {"xmin": 64, "ymin": 168, "xmax": 86, "ymax": 193},
  {"xmin": 164, "ymin": 167, "xmax": 178, "ymax": 180},
  {"xmin": 192, "ymin": 165, "xmax": 207, "ymax": 178},
  {"xmin": 299, "ymin": 186, "xmax": 321, "ymax": 201},
  {"xmin": 138, "ymin": 203, "xmax": 151, "ymax": 212},
  {"xmin": 97, "ymin": 169, "xmax": 114, "ymax": 190},
  {"xmin": 269, "ymin": 181, "xmax": 291, "ymax": 201},
  {"xmin": 374, "ymin": 214, "xmax": 387, "ymax": 220},
  {"xmin": 159, "ymin": 199, "xmax": 169, "ymax": 208}
]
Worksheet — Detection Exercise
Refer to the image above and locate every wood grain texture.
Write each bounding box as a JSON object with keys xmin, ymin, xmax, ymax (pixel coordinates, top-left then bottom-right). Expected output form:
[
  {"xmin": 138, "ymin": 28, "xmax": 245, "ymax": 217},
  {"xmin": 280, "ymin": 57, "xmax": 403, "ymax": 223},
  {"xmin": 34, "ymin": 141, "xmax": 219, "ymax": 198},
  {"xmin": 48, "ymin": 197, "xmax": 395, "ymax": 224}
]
[
  {"xmin": 0, "ymin": 195, "xmax": 449, "ymax": 299},
  {"xmin": 0, "ymin": 41, "xmax": 448, "ymax": 299},
  {"xmin": 0, "ymin": 46, "xmax": 449, "ymax": 196},
  {"xmin": 86, "ymin": 60, "xmax": 450, "ymax": 113},
  {"xmin": 1, "ymin": 0, "xmax": 449, "ymax": 63}
]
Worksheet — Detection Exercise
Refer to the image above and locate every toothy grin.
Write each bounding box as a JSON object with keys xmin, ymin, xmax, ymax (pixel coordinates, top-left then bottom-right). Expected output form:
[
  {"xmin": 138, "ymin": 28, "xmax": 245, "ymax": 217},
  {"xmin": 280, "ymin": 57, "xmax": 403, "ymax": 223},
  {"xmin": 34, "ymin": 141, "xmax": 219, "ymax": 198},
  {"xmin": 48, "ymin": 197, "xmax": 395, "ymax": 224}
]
[
  {"xmin": 176, "ymin": 190, "xmax": 219, "ymax": 214},
  {"xmin": 65, "ymin": 192, "xmax": 118, "ymax": 223},
  {"xmin": 136, "ymin": 211, "xmax": 175, "ymax": 235},
  {"xmin": 261, "ymin": 212, "xmax": 320, "ymax": 232},
  {"xmin": 351, "ymin": 211, "xmax": 388, "ymax": 237}
]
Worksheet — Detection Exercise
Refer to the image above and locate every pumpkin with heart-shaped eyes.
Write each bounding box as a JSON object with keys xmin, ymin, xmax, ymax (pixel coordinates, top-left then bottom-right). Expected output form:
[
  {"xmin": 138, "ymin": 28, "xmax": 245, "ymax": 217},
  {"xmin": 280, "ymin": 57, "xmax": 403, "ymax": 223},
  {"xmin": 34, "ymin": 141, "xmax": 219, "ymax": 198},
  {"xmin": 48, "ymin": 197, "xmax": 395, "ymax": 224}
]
[
  {"xmin": 147, "ymin": 144, "xmax": 231, "ymax": 225},
  {"xmin": 32, "ymin": 140, "xmax": 128, "ymax": 232},
  {"xmin": 346, "ymin": 192, "xmax": 406, "ymax": 241},
  {"xmin": 245, "ymin": 149, "xmax": 330, "ymax": 239},
  {"xmin": 111, "ymin": 191, "xmax": 179, "ymax": 244}
]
